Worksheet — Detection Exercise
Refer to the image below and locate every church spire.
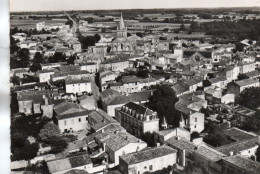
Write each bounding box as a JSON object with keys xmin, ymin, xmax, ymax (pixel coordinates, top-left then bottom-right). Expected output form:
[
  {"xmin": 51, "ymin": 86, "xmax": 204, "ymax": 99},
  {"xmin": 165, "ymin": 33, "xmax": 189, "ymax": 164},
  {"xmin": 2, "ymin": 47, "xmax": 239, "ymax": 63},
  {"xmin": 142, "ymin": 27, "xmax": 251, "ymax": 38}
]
[{"xmin": 119, "ymin": 12, "xmax": 125, "ymax": 30}]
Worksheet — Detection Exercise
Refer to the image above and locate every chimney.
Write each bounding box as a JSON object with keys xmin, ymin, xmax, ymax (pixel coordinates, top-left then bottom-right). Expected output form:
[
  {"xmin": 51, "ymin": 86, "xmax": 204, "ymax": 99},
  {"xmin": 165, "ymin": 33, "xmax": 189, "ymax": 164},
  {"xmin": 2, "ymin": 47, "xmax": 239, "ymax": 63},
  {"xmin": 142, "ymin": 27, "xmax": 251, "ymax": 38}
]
[
  {"xmin": 156, "ymin": 143, "xmax": 160, "ymax": 147},
  {"xmin": 45, "ymin": 98, "xmax": 49, "ymax": 105},
  {"xmin": 42, "ymin": 94, "xmax": 46, "ymax": 99},
  {"xmin": 182, "ymin": 149, "xmax": 186, "ymax": 167},
  {"xmin": 176, "ymin": 136, "xmax": 181, "ymax": 140},
  {"xmin": 229, "ymin": 151, "xmax": 234, "ymax": 156}
]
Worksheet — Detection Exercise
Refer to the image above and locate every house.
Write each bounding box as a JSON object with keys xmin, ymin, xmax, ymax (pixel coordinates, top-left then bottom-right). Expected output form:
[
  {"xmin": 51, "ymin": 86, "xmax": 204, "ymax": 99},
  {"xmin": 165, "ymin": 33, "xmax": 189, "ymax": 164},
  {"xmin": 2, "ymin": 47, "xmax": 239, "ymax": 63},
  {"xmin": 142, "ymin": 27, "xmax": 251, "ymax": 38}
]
[
  {"xmin": 19, "ymin": 40, "xmax": 37, "ymax": 48},
  {"xmin": 183, "ymin": 76, "xmax": 203, "ymax": 93},
  {"xmin": 80, "ymin": 62, "xmax": 99, "ymax": 73},
  {"xmin": 101, "ymin": 90, "xmax": 131, "ymax": 117},
  {"xmin": 101, "ymin": 56, "xmax": 130, "ymax": 72},
  {"xmin": 119, "ymin": 145, "xmax": 177, "ymax": 174},
  {"xmin": 54, "ymin": 110, "xmax": 90, "ymax": 133},
  {"xmin": 65, "ymin": 77, "xmax": 92, "ymax": 95},
  {"xmin": 53, "ymin": 101, "xmax": 86, "ymax": 115},
  {"xmin": 78, "ymin": 95, "xmax": 97, "ymax": 110},
  {"xmin": 154, "ymin": 127, "xmax": 191, "ymax": 144},
  {"xmin": 227, "ymin": 78, "xmax": 260, "ymax": 96},
  {"xmin": 47, "ymin": 154, "xmax": 93, "ymax": 174},
  {"xmin": 222, "ymin": 155, "xmax": 260, "ymax": 174},
  {"xmin": 95, "ymin": 130, "xmax": 147, "ymax": 166},
  {"xmin": 165, "ymin": 136, "xmax": 197, "ymax": 167},
  {"xmin": 182, "ymin": 50, "xmax": 213, "ymax": 69},
  {"xmin": 171, "ymin": 82, "xmax": 190, "ymax": 97},
  {"xmin": 204, "ymin": 88, "xmax": 222, "ymax": 104},
  {"xmin": 17, "ymin": 90, "xmax": 53, "ymax": 116},
  {"xmin": 193, "ymin": 145, "xmax": 226, "ymax": 174},
  {"xmin": 242, "ymin": 70, "xmax": 260, "ymax": 79},
  {"xmin": 115, "ymin": 102, "xmax": 159, "ymax": 137},
  {"xmin": 216, "ymin": 128, "xmax": 259, "ymax": 158},
  {"xmin": 175, "ymin": 95, "xmax": 206, "ymax": 133},
  {"xmin": 99, "ymin": 70, "xmax": 118, "ymax": 91},
  {"xmin": 41, "ymin": 63, "xmax": 62, "ymax": 70},
  {"xmin": 37, "ymin": 69, "xmax": 55, "ymax": 83},
  {"xmin": 219, "ymin": 65, "xmax": 240, "ymax": 82},
  {"xmin": 109, "ymin": 76, "xmax": 157, "ymax": 95},
  {"xmin": 204, "ymin": 77, "xmax": 228, "ymax": 89},
  {"xmin": 238, "ymin": 62, "xmax": 256, "ymax": 74},
  {"xmin": 221, "ymin": 94, "xmax": 235, "ymax": 104},
  {"xmin": 88, "ymin": 109, "xmax": 121, "ymax": 132}
]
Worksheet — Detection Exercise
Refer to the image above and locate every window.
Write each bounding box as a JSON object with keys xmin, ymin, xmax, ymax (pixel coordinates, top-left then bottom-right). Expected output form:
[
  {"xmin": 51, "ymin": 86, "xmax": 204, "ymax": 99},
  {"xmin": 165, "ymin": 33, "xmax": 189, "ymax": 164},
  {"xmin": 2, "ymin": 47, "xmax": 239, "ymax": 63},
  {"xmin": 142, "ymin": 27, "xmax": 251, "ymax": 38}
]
[
  {"xmin": 149, "ymin": 165, "xmax": 153, "ymax": 171},
  {"xmin": 86, "ymin": 117, "xmax": 88, "ymax": 121},
  {"xmin": 195, "ymin": 118, "xmax": 197, "ymax": 122},
  {"xmin": 79, "ymin": 118, "xmax": 81, "ymax": 122},
  {"xmin": 194, "ymin": 125, "xmax": 197, "ymax": 128},
  {"xmin": 64, "ymin": 120, "xmax": 67, "ymax": 125}
]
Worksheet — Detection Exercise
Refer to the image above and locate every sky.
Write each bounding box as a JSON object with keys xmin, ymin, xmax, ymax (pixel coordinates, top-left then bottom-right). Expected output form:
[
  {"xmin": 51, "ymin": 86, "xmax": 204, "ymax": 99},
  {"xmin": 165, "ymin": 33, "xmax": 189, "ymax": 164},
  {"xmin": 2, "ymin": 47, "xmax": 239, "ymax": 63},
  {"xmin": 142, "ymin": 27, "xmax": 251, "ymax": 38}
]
[{"xmin": 10, "ymin": 0, "xmax": 260, "ymax": 12}]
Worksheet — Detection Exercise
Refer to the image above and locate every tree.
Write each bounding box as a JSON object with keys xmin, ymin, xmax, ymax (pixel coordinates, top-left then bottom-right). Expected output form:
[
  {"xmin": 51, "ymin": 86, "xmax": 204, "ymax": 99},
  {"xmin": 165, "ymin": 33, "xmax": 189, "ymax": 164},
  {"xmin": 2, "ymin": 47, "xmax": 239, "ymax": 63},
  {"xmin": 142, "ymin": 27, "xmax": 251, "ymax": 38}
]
[
  {"xmin": 256, "ymin": 146, "xmax": 260, "ymax": 162},
  {"xmin": 79, "ymin": 36, "xmax": 96, "ymax": 50},
  {"xmin": 65, "ymin": 20, "xmax": 73, "ymax": 28},
  {"xmin": 235, "ymin": 43, "xmax": 245, "ymax": 52},
  {"xmin": 180, "ymin": 24, "xmax": 185, "ymax": 31},
  {"xmin": 148, "ymin": 85, "xmax": 179, "ymax": 126},
  {"xmin": 94, "ymin": 33, "xmax": 101, "ymax": 43},
  {"xmin": 67, "ymin": 55, "xmax": 76, "ymax": 65},
  {"xmin": 46, "ymin": 136, "xmax": 68, "ymax": 154},
  {"xmin": 191, "ymin": 131, "xmax": 200, "ymax": 140},
  {"xmin": 30, "ymin": 52, "xmax": 44, "ymax": 72},
  {"xmin": 11, "ymin": 140, "xmax": 39, "ymax": 161},
  {"xmin": 136, "ymin": 32, "xmax": 143, "ymax": 38},
  {"xmin": 141, "ymin": 132, "xmax": 155, "ymax": 147},
  {"xmin": 38, "ymin": 122, "xmax": 61, "ymax": 141},
  {"xmin": 17, "ymin": 48, "xmax": 30, "ymax": 68},
  {"xmin": 238, "ymin": 87, "xmax": 260, "ymax": 110},
  {"xmin": 49, "ymin": 52, "xmax": 66, "ymax": 63},
  {"xmin": 85, "ymin": 17, "xmax": 94, "ymax": 23}
]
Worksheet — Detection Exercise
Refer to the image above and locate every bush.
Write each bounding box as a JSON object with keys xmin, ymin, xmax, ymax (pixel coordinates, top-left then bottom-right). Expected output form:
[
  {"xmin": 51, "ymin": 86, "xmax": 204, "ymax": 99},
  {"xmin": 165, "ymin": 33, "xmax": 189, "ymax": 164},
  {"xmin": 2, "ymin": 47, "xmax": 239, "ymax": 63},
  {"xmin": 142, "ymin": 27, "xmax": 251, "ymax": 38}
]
[{"xmin": 38, "ymin": 122, "xmax": 61, "ymax": 141}]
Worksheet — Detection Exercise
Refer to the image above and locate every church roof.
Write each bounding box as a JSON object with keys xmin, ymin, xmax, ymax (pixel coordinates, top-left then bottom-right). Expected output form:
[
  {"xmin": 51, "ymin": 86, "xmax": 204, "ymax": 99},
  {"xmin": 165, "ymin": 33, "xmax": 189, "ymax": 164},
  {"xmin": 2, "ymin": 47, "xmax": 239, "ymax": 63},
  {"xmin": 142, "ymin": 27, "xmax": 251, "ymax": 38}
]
[{"xmin": 119, "ymin": 13, "xmax": 125, "ymax": 30}]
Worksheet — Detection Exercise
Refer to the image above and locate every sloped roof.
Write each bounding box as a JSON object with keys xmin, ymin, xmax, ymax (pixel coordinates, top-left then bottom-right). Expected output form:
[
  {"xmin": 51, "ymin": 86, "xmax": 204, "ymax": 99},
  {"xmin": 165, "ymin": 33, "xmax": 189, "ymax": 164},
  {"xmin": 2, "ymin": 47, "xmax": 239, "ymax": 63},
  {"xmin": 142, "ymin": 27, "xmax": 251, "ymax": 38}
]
[
  {"xmin": 98, "ymin": 131, "xmax": 145, "ymax": 151},
  {"xmin": 166, "ymin": 137, "xmax": 197, "ymax": 152},
  {"xmin": 195, "ymin": 145, "xmax": 226, "ymax": 162},
  {"xmin": 120, "ymin": 145, "xmax": 177, "ymax": 165},
  {"xmin": 124, "ymin": 102, "xmax": 154, "ymax": 116},
  {"xmin": 108, "ymin": 95, "xmax": 131, "ymax": 106},
  {"xmin": 54, "ymin": 101, "xmax": 86, "ymax": 115},
  {"xmin": 89, "ymin": 109, "xmax": 120, "ymax": 131},
  {"xmin": 224, "ymin": 127, "xmax": 256, "ymax": 142},
  {"xmin": 216, "ymin": 137, "xmax": 259, "ymax": 155},
  {"xmin": 222, "ymin": 155, "xmax": 260, "ymax": 174},
  {"xmin": 56, "ymin": 110, "xmax": 90, "ymax": 120},
  {"xmin": 129, "ymin": 91, "xmax": 152, "ymax": 103},
  {"xmin": 235, "ymin": 78, "xmax": 259, "ymax": 87}
]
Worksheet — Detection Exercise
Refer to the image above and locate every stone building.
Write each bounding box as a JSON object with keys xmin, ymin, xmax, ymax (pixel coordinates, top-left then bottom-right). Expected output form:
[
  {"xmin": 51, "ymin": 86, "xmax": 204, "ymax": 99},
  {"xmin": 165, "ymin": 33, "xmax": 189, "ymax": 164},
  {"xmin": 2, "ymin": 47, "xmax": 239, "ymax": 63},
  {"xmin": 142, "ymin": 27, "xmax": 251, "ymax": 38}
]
[{"xmin": 115, "ymin": 102, "xmax": 159, "ymax": 137}]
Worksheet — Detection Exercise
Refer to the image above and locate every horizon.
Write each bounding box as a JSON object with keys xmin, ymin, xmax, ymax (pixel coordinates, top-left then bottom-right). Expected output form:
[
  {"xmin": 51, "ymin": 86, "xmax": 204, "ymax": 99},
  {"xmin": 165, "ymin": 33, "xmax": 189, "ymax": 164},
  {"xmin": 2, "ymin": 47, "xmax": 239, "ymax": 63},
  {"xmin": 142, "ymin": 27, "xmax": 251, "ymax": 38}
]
[
  {"xmin": 10, "ymin": 0, "xmax": 260, "ymax": 12},
  {"xmin": 9, "ymin": 6, "xmax": 260, "ymax": 13}
]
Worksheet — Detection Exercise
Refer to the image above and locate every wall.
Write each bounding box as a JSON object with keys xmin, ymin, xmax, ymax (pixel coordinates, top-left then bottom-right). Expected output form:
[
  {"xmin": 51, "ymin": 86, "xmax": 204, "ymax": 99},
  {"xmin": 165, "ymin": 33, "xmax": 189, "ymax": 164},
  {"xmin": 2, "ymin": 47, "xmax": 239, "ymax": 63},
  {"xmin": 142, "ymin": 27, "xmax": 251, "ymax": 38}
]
[
  {"xmin": 58, "ymin": 115, "xmax": 88, "ymax": 133},
  {"xmin": 65, "ymin": 82, "xmax": 92, "ymax": 94},
  {"xmin": 126, "ymin": 153, "xmax": 177, "ymax": 174},
  {"xmin": 189, "ymin": 112, "xmax": 204, "ymax": 133}
]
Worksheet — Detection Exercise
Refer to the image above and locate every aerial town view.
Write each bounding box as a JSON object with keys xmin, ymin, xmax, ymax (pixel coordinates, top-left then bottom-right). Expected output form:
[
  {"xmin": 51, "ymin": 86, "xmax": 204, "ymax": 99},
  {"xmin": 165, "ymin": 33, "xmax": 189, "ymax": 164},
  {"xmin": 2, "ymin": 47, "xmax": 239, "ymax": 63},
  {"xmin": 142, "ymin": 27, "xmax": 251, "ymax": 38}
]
[{"xmin": 8, "ymin": 0, "xmax": 260, "ymax": 173}]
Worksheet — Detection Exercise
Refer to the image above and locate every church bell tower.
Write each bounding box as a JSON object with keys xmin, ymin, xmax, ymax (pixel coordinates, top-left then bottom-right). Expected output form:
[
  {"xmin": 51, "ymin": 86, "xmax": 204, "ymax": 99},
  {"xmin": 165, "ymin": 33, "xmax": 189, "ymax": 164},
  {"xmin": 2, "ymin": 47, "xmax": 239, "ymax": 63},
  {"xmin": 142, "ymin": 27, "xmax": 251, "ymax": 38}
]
[{"xmin": 117, "ymin": 13, "xmax": 127, "ymax": 38}]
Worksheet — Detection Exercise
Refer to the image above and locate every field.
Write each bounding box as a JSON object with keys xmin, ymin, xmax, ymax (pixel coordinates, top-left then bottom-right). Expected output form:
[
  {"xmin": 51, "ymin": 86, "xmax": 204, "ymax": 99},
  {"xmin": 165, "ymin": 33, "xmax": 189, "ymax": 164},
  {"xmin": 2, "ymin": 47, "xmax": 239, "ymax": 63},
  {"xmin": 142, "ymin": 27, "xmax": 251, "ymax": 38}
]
[{"xmin": 10, "ymin": 19, "xmax": 66, "ymax": 30}]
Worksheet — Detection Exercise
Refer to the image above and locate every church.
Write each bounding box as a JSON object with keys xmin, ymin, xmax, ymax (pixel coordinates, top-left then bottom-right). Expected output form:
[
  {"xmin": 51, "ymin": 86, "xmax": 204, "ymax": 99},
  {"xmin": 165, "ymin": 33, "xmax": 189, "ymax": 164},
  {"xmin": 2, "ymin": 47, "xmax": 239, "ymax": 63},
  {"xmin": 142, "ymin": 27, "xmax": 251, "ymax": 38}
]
[{"xmin": 110, "ymin": 13, "xmax": 135, "ymax": 54}]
